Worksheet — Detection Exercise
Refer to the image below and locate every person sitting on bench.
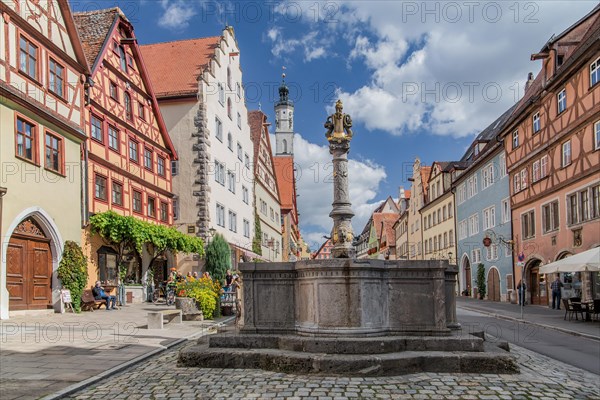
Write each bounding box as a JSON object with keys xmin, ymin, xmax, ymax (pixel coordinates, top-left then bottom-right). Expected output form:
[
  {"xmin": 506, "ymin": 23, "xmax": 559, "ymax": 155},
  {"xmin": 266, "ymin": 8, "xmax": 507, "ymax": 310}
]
[{"xmin": 92, "ymin": 281, "xmax": 117, "ymax": 310}]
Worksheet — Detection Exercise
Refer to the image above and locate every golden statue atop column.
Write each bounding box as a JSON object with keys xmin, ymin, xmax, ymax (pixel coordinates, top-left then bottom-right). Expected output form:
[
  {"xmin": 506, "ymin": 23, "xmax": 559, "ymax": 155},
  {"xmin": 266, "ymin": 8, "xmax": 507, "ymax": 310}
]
[{"xmin": 324, "ymin": 100, "xmax": 355, "ymax": 258}]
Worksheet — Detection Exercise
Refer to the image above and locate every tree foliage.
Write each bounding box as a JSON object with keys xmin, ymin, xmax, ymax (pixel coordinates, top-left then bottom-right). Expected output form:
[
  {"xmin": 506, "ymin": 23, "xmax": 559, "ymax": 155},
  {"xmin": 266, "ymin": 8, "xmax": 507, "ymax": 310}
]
[
  {"xmin": 205, "ymin": 233, "xmax": 231, "ymax": 283},
  {"xmin": 476, "ymin": 263, "xmax": 486, "ymax": 300},
  {"xmin": 57, "ymin": 241, "xmax": 88, "ymax": 313},
  {"xmin": 89, "ymin": 211, "xmax": 204, "ymax": 278},
  {"xmin": 252, "ymin": 208, "xmax": 262, "ymax": 255}
]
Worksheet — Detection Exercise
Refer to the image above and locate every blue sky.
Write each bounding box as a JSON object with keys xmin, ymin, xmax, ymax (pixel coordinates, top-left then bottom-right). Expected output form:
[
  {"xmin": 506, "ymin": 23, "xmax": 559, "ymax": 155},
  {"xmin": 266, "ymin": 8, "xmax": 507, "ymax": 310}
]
[{"xmin": 71, "ymin": 0, "xmax": 598, "ymax": 250}]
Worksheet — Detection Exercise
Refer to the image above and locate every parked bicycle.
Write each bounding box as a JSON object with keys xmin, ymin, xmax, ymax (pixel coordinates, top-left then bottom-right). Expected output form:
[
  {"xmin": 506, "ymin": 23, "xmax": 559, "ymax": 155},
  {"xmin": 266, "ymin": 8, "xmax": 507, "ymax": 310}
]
[{"xmin": 152, "ymin": 281, "xmax": 176, "ymax": 306}]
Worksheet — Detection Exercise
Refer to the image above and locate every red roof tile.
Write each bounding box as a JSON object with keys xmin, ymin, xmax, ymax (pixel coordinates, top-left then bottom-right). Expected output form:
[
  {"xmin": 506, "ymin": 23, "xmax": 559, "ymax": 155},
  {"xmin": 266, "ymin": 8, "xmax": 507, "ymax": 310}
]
[
  {"xmin": 273, "ymin": 156, "xmax": 296, "ymax": 210},
  {"xmin": 140, "ymin": 37, "xmax": 221, "ymax": 98},
  {"xmin": 373, "ymin": 213, "xmax": 399, "ymax": 246},
  {"xmin": 73, "ymin": 8, "xmax": 121, "ymax": 69}
]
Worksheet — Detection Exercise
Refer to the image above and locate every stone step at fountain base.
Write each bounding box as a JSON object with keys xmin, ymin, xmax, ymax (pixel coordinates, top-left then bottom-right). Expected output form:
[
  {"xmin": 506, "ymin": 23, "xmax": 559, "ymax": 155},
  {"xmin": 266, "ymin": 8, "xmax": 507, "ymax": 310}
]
[
  {"xmin": 208, "ymin": 333, "xmax": 485, "ymax": 354},
  {"xmin": 178, "ymin": 334, "xmax": 519, "ymax": 376}
]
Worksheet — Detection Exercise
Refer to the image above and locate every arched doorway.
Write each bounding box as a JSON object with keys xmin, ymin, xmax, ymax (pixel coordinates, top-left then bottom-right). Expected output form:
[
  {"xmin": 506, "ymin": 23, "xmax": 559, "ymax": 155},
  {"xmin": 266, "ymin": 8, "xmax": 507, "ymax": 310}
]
[
  {"xmin": 527, "ymin": 258, "xmax": 547, "ymax": 305},
  {"xmin": 461, "ymin": 255, "xmax": 471, "ymax": 295},
  {"xmin": 487, "ymin": 267, "xmax": 501, "ymax": 302},
  {"xmin": 6, "ymin": 218, "xmax": 52, "ymax": 310}
]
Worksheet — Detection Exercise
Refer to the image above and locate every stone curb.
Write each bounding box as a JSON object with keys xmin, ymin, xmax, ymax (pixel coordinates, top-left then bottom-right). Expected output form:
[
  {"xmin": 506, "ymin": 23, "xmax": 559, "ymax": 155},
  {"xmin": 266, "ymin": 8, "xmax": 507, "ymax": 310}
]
[
  {"xmin": 459, "ymin": 305, "xmax": 600, "ymax": 342},
  {"xmin": 39, "ymin": 316, "xmax": 236, "ymax": 400}
]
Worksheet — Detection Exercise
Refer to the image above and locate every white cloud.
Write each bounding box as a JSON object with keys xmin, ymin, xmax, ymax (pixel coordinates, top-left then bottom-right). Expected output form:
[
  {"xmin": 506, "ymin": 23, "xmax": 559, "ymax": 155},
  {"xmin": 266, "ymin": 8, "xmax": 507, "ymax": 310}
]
[
  {"xmin": 158, "ymin": 0, "xmax": 196, "ymax": 31},
  {"xmin": 267, "ymin": 1, "xmax": 596, "ymax": 137},
  {"xmin": 265, "ymin": 28, "xmax": 329, "ymax": 62},
  {"xmin": 281, "ymin": 134, "xmax": 387, "ymax": 237}
]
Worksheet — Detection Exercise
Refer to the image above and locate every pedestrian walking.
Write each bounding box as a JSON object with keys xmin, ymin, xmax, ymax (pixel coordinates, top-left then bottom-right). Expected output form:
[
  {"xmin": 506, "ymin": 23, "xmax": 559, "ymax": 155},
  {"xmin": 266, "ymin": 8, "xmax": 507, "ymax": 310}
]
[
  {"xmin": 517, "ymin": 280, "xmax": 526, "ymax": 306},
  {"xmin": 551, "ymin": 276, "xmax": 564, "ymax": 310}
]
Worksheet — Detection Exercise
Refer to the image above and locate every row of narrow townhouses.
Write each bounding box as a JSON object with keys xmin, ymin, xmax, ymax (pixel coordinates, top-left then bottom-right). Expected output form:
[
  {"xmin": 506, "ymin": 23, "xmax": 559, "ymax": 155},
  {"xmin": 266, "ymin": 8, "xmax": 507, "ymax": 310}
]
[
  {"xmin": 0, "ymin": 1, "xmax": 300, "ymax": 318},
  {"xmin": 353, "ymin": 5, "xmax": 600, "ymax": 305}
]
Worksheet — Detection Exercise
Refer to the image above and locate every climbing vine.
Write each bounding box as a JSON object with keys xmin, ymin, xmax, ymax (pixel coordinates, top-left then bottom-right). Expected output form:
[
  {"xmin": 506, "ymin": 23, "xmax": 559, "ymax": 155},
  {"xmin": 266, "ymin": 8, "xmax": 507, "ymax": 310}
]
[{"xmin": 57, "ymin": 241, "xmax": 88, "ymax": 313}]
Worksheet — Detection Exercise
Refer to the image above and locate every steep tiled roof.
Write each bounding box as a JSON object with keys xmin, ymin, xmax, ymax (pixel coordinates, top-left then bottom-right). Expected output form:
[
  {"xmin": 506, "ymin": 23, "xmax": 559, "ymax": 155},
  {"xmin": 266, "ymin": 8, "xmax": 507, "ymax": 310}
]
[
  {"xmin": 249, "ymin": 110, "xmax": 280, "ymax": 203},
  {"xmin": 373, "ymin": 213, "xmax": 399, "ymax": 247},
  {"xmin": 73, "ymin": 8, "xmax": 122, "ymax": 69},
  {"xmin": 420, "ymin": 166, "xmax": 432, "ymax": 194},
  {"xmin": 273, "ymin": 156, "xmax": 296, "ymax": 210},
  {"xmin": 140, "ymin": 37, "xmax": 221, "ymax": 98},
  {"xmin": 404, "ymin": 190, "xmax": 411, "ymax": 199}
]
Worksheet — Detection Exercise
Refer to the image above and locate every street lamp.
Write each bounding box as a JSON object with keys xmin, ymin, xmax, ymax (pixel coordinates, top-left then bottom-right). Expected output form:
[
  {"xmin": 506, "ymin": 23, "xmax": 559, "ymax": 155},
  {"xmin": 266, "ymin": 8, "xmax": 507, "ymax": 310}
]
[{"xmin": 208, "ymin": 227, "xmax": 216, "ymax": 244}]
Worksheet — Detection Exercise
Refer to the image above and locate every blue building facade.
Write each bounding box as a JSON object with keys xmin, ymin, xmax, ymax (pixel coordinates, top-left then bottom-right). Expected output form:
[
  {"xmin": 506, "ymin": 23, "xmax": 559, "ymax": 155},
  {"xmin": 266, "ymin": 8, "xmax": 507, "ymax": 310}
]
[{"xmin": 454, "ymin": 107, "xmax": 516, "ymax": 302}]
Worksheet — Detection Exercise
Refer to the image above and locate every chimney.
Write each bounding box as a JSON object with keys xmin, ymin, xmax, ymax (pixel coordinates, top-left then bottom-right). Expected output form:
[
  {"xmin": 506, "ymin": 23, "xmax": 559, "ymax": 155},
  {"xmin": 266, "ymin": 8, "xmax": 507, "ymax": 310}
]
[{"xmin": 524, "ymin": 72, "xmax": 534, "ymax": 93}]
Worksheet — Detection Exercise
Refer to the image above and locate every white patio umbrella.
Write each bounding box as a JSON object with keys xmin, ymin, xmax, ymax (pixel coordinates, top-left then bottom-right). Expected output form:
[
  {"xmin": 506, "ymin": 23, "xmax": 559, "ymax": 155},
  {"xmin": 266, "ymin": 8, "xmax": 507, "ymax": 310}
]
[{"xmin": 539, "ymin": 247, "xmax": 600, "ymax": 274}]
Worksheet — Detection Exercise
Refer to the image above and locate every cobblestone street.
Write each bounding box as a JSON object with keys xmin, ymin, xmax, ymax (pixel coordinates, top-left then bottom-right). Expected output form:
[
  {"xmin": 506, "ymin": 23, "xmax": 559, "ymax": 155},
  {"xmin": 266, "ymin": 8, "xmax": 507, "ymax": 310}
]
[{"xmin": 66, "ymin": 340, "xmax": 600, "ymax": 400}]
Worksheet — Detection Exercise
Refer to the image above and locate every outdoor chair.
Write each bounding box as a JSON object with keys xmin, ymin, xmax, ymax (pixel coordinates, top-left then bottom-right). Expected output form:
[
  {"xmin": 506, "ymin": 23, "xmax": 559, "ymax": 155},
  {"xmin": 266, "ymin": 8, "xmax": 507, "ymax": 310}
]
[{"xmin": 563, "ymin": 298, "xmax": 584, "ymax": 321}]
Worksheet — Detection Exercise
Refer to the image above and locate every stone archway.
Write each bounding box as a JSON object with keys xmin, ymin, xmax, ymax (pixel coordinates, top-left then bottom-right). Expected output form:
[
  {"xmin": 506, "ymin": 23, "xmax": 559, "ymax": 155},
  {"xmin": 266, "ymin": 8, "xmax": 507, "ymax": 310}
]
[
  {"xmin": 486, "ymin": 267, "xmax": 501, "ymax": 302},
  {"xmin": 2, "ymin": 207, "xmax": 65, "ymax": 316}
]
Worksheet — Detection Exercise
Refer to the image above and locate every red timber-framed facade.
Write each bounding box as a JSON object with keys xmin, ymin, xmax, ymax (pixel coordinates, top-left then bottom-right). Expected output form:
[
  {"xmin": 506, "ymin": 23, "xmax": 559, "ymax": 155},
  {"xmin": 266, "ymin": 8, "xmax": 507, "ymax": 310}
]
[
  {"xmin": 501, "ymin": 6, "xmax": 600, "ymax": 305},
  {"xmin": 74, "ymin": 8, "xmax": 177, "ymax": 290},
  {"xmin": 0, "ymin": 0, "xmax": 89, "ymax": 317}
]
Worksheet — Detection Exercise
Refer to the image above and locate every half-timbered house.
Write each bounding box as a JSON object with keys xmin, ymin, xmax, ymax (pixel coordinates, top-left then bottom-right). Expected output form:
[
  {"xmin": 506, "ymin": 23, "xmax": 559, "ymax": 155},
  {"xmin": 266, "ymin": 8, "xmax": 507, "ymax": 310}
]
[
  {"xmin": 0, "ymin": 0, "xmax": 89, "ymax": 317},
  {"xmin": 249, "ymin": 110, "xmax": 282, "ymax": 261},
  {"xmin": 501, "ymin": 5, "xmax": 600, "ymax": 304},
  {"xmin": 74, "ymin": 8, "xmax": 177, "ymax": 293}
]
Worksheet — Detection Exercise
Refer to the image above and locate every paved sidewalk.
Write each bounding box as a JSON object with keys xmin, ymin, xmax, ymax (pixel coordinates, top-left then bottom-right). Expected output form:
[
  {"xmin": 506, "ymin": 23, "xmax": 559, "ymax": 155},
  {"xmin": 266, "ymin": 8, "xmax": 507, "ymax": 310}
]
[
  {"xmin": 457, "ymin": 297, "xmax": 600, "ymax": 340},
  {"xmin": 0, "ymin": 303, "xmax": 229, "ymax": 400},
  {"xmin": 64, "ymin": 337, "xmax": 600, "ymax": 399}
]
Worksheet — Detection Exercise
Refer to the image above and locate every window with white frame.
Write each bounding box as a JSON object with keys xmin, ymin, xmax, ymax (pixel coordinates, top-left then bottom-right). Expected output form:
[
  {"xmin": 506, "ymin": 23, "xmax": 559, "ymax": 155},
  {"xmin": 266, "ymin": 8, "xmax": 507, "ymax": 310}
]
[
  {"xmin": 557, "ymin": 89, "xmax": 566, "ymax": 114},
  {"xmin": 483, "ymin": 206, "xmax": 496, "ymax": 230},
  {"xmin": 243, "ymin": 219, "xmax": 250, "ymax": 238},
  {"xmin": 467, "ymin": 175, "xmax": 478, "ymax": 198},
  {"xmin": 471, "ymin": 248, "xmax": 481, "ymax": 263},
  {"xmin": 228, "ymin": 210, "xmax": 237, "ymax": 232},
  {"xmin": 449, "ymin": 229, "xmax": 454, "ymax": 246},
  {"xmin": 260, "ymin": 199, "xmax": 267, "ymax": 215},
  {"xmin": 513, "ymin": 174, "xmax": 521, "ymax": 193},
  {"xmin": 227, "ymin": 170, "xmax": 236, "ymax": 193},
  {"xmin": 236, "ymin": 82, "xmax": 241, "ymax": 98},
  {"xmin": 499, "ymin": 154, "xmax": 507, "ymax": 177},
  {"xmin": 171, "ymin": 160, "xmax": 178, "ymax": 176},
  {"xmin": 562, "ymin": 140, "xmax": 571, "ymax": 167},
  {"xmin": 520, "ymin": 168, "xmax": 528, "ymax": 190},
  {"xmin": 442, "ymin": 205, "xmax": 447, "ymax": 221},
  {"xmin": 521, "ymin": 210, "xmax": 535, "ymax": 239},
  {"xmin": 215, "ymin": 117, "xmax": 223, "ymax": 141},
  {"xmin": 468, "ymin": 213, "xmax": 479, "ymax": 236},
  {"xmin": 227, "ymin": 132, "xmax": 233, "ymax": 151},
  {"xmin": 594, "ymin": 121, "xmax": 600, "ymax": 151},
  {"xmin": 448, "ymin": 202, "xmax": 453, "ymax": 218},
  {"xmin": 540, "ymin": 155, "xmax": 548, "ymax": 179},
  {"xmin": 215, "ymin": 161, "xmax": 225, "ymax": 185},
  {"xmin": 580, "ymin": 189, "xmax": 590, "ymax": 222},
  {"xmin": 242, "ymin": 186, "xmax": 249, "ymax": 204},
  {"xmin": 532, "ymin": 159, "xmax": 540, "ymax": 182},
  {"xmin": 482, "ymin": 163, "xmax": 494, "ymax": 189},
  {"xmin": 244, "ymin": 153, "xmax": 250, "ymax": 169},
  {"xmin": 486, "ymin": 244, "xmax": 498, "ymax": 261},
  {"xmin": 532, "ymin": 112, "xmax": 541, "ymax": 133},
  {"xmin": 512, "ymin": 130, "xmax": 519, "ymax": 150},
  {"xmin": 568, "ymin": 193, "xmax": 579, "ymax": 225},
  {"xmin": 237, "ymin": 112, "xmax": 241, "ymax": 128},
  {"xmin": 216, "ymin": 203, "xmax": 225, "ymax": 227},
  {"xmin": 237, "ymin": 142, "xmax": 243, "ymax": 161},
  {"xmin": 457, "ymin": 183, "xmax": 467, "ymax": 204},
  {"xmin": 542, "ymin": 200, "xmax": 559, "ymax": 233},
  {"xmin": 501, "ymin": 198, "xmax": 510, "ymax": 224},
  {"xmin": 591, "ymin": 57, "xmax": 600, "ymax": 87}
]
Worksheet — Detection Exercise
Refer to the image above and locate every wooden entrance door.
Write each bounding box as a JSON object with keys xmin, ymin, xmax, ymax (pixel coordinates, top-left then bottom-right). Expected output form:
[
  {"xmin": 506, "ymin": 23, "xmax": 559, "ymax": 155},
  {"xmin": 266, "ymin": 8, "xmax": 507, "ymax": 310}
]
[
  {"xmin": 6, "ymin": 218, "xmax": 52, "ymax": 310},
  {"xmin": 528, "ymin": 261, "xmax": 547, "ymax": 305},
  {"xmin": 487, "ymin": 268, "xmax": 501, "ymax": 301}
]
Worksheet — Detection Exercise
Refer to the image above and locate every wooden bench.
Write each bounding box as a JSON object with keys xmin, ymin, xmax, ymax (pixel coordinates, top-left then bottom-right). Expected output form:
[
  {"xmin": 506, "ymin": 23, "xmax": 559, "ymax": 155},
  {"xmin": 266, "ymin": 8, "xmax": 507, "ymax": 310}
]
[
  {"xmin": 81, "ymin": 289, "xmax": 106, "ymax": 311},
  {"xmin": 148, "ymin": 310, "xmax": 182, "ymax": 329}
]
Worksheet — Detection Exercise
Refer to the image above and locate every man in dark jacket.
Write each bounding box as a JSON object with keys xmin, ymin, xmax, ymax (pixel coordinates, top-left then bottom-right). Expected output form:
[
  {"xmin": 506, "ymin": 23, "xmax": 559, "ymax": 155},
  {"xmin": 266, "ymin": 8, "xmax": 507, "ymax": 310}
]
[{"xmin": 92, "ymin": 281, "xmax": 116, "ymax": 310}]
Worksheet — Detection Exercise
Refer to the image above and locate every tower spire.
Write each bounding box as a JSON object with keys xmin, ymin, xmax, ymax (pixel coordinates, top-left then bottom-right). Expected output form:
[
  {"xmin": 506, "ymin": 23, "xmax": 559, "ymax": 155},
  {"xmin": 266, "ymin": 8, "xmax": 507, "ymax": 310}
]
[{"xmin": 274, "ymin": 67, "xmax": 294, "ymax": 155}]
